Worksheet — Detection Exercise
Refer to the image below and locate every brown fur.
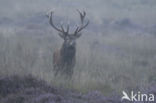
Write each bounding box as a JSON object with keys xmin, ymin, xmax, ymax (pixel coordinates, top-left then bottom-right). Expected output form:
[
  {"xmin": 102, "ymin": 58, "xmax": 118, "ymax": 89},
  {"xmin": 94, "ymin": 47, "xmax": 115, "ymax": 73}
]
[{"xmin": 53, "ymin": 48, "xmax": 76, "ymax": 78}]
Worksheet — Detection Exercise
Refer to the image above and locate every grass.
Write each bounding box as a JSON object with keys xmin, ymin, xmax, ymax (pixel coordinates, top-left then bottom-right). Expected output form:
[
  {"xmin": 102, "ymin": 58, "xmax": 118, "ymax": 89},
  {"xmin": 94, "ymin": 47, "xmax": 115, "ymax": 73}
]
[{"xmin": 0, "ymin": 28, "xmax": 156, "ymax": 95}]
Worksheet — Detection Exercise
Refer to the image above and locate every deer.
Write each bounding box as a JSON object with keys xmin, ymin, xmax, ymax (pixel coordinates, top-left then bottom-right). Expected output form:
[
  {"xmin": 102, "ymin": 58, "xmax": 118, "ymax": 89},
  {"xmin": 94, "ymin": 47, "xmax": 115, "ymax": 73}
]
[{"xmin": 47, "ymin": 10, "xmax": 89, "ymax": 78}]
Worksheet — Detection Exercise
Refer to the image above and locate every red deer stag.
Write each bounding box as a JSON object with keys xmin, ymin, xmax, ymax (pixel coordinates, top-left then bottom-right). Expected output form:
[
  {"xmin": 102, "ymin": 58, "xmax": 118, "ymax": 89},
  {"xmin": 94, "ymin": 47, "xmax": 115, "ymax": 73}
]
[{"xmin": 48, "ymin": 10, "xmax": 89, "ymax": 78}]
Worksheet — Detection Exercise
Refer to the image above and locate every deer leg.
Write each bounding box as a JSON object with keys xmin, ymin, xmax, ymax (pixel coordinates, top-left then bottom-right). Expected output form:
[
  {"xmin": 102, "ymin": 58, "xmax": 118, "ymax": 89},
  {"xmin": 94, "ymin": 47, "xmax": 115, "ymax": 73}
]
[
  {"xmin": 53, "ymin": 64, "xmax": 60, "ymax": 76},
  {"xmin": 65, "ymin": 65, "xmax": 73, "ymax": 79}
]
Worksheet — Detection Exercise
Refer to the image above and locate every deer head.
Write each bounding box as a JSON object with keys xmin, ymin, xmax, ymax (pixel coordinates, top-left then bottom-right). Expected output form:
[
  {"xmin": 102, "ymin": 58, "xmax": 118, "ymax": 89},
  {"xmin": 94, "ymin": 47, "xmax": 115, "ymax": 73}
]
[{"xmin": 48, "ymin": 10, "xmax": 89, "ymax": 49}]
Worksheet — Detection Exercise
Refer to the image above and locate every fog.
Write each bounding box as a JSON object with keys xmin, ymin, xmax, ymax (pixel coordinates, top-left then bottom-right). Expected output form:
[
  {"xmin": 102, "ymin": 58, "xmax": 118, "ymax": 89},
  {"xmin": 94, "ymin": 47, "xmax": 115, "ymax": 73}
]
[
  {"xmin": 0, "ymin": 0, "xmax": 156, "ymax": 93},
  {"xmin": 1, "ymin": 0, "xmax": 156, "ymax": 24}
]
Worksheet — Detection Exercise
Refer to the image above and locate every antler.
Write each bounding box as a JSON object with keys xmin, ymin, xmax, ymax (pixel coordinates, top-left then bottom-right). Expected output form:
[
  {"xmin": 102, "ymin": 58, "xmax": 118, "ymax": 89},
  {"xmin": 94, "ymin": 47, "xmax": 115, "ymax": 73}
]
[
  {"xmin": 48, "ymin": 10, "xmax": 89, "ymax": 39},
  {"xmin": 74, "ymin": 10, "xmax": 89, "ymax": 34},
  {"xmin": 49, "ymin": 11, "xmax": 70, "ymax": 36}
]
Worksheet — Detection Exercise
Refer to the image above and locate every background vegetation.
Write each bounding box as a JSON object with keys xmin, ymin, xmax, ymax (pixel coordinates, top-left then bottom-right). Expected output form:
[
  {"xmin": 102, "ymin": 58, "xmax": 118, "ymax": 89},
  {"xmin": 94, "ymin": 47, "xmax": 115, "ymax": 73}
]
[{"xmin": 0, "ymin": 0, "xmax": 156, "ymax": 95}]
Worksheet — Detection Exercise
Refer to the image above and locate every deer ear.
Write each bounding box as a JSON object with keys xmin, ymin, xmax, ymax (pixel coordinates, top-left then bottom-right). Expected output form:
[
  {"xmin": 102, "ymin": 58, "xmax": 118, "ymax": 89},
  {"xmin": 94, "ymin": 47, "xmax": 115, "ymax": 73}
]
[{"xmin": 75, "ymin": 33, "xmax": 82, "ymax": 39}]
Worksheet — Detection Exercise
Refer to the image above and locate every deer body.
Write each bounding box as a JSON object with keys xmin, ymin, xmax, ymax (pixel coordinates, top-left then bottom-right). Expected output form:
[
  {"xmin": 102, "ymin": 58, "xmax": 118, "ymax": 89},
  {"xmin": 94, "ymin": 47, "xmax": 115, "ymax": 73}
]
[
  {"xmin": 48, "ymin": 10, "xmax": 89, "ymax": 77},
  {"xmin": 53, "ymin": 45, "xmax": 76, "ymax": 77}
]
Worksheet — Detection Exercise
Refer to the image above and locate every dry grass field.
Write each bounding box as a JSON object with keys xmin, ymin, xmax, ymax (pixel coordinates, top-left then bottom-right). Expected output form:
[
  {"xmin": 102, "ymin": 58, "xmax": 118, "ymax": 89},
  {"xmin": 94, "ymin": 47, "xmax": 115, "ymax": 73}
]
[{"xmin": 0, "ymin": 0, "xmax": 156, "ymax": 97}]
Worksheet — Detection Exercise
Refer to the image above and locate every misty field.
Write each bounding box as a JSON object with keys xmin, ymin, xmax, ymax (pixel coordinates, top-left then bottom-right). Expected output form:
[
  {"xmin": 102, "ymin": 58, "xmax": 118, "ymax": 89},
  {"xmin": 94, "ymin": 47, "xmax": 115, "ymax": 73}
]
[
  {"xmin": 0, "ymin": 18, "xmax": 156, "ymax": 95},
  {"xmin": 0, "ymin": 0, "xmax": 156, "ymax": 96}
]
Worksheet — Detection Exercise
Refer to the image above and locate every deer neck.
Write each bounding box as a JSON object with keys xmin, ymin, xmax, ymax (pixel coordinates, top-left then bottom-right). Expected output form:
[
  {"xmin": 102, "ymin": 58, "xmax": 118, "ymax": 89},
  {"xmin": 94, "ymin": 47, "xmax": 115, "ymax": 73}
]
[{"xmin": 60, "ymin": 45, "xmax": 76, "ymax": 62}]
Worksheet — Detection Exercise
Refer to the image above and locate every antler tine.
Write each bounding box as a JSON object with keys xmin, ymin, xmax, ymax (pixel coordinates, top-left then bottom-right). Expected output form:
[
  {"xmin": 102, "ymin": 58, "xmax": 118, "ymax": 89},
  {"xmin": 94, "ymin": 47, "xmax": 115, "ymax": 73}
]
[
  {"xmin": 83, "ymin": 11, "xmax": 86, "ymax": 17},
  {"xmin": 49, "ymin": 11, "xmax": 65, "ymax": 33},
  {"xmin": 77, "ymin": 10, "xmax": 85, "ymax": 24},
  {"xmin": 60, "ymin": 25, "xmax": 65, "ymax": 33},
  {"xmin": 74, "ymin": 27, "xmax": 79, "ymax": 34},
  {"xmin": 77, "ymin": 20, "xmax": 89, "ymax": 33},
  {"xmin": 66, "ymin": 25, "xmax": 70, "ymax": 34},
  {"xmin": 74, "ymin": 10, "xmax": 89, "ymax": 34}
]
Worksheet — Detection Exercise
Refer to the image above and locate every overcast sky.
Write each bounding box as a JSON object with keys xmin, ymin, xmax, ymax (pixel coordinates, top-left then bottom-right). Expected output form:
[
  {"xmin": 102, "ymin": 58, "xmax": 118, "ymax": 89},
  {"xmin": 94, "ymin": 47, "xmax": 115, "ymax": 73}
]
[{"xmin": 0, "ymin": 0, "xmax": 156, "ymax": 26}]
